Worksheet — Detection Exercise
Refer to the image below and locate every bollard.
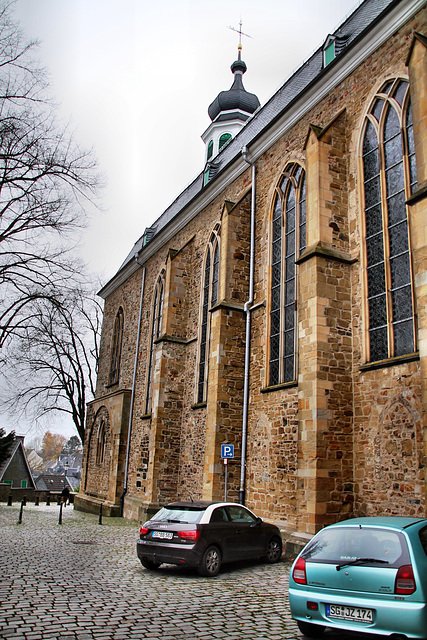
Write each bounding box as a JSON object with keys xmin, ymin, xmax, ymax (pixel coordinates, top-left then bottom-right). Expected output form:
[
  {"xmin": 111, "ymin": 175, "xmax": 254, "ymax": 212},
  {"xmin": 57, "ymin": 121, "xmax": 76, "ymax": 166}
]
[
  {"xmin": 7, "ymin": 495, "xmax": 12, "ymax": 506},
  {"xmin": 18, "ymin": 500, "xmax": 24, "ymax": 524},
  {"xmin": 34, "ymin": 496, "xmax": 40, "ymax": 506},
  {"xmin": 58, "ymin": 501, "xmax": 63, "ymax": 525},
  {"xmin": 99, "ymin": 503, "xmax": 103, "ymax": 525},
  {"xmin": 46, "ymin": 496, "xmax": 50, "ymax": 506},
  {"xmin": 22, "ymin": 496, "xmax": 27, "ymax": 506}
]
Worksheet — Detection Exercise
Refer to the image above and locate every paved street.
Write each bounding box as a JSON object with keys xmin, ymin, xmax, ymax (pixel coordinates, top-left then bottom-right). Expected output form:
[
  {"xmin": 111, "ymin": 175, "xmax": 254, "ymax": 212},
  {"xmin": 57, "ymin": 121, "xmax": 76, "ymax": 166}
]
[{"xmin": 0, "ymin": 503, "xmax": 378, "ymax": 640}]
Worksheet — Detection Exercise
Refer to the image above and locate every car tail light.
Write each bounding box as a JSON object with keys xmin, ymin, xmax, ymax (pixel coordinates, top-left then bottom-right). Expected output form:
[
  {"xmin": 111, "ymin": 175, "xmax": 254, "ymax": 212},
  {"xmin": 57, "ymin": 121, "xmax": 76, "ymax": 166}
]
[
  {"xmin": 293, "ymin": 557, "xmax": 307, "ymax": 584},
  {"xmin": 177, "ymin": 530, "xmax": 201, "ymax": 542},
  {"xmin": 395, "ymin": 565, "xmax": 416, "ymax": 595},
  {"xmin": 139, "ymin": 527, "xmax": 149, "ymax": 536}
]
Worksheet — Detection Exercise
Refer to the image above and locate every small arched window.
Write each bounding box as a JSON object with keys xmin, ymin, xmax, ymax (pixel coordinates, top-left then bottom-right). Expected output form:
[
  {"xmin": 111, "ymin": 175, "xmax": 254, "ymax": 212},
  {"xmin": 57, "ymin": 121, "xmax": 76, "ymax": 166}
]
[
  {"xmin": 197, "ymin": 230, "xmax": 220, "ymax": 404},
  {"xmin": 109, "ymin": 307, "xmax": 124, "ymax": 385},
  {"xmin": 361, "ymin": 79, "xmax": 417, "ymax": 363},
  {"xmin": 269, "ymin": 163, "xmax": 306, "ymax": 386},
  {"xmin": 145, "ymin": 277, "xmax": 164, "ymax": 413},
  {"xmin": 219, "ymin": 133, "xmax": 232, "ymax": 151}
]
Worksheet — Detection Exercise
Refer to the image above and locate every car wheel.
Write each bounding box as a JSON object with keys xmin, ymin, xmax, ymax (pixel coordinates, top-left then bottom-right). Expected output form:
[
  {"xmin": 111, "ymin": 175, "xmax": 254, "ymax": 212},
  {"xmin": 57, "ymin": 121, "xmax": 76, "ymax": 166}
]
[
  {"xmin": 264, "ymin": 536, "xmax": 282, "ymax": 563},
  {"xmin": 197, "ymin": 545, "xmax": 221, "ymax": 577},
  {"xmin": 140, "ymin": 557, "xmax": 161, "ymax": 571},
  {"xmin": 296, "ymin": 620, "xmax": 325, "ymax": 638}
]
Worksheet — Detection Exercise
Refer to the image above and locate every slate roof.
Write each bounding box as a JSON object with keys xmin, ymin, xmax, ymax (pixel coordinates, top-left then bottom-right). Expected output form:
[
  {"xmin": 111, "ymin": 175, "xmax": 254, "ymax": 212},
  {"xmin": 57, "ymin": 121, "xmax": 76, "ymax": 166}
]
[
  {"xmin": 208, "ymin": 52, "xmax": 260, "ymax": 121},
  {"xmin": 105, "ymin": 0, "xmax": 405, "ymax": 292},
  {"xmin": 34, "ymin": 474, "xmax": 73, "ymax": 492}
]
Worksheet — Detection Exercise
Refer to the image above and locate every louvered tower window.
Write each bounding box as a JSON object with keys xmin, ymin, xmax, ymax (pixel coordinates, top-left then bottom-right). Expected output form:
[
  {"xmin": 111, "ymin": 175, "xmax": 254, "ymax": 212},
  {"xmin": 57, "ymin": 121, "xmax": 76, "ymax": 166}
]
[
  {"xmin": 207, "ymin": 140, "xmax": 213, "ymax": 161},
  {"xmin": 362, "ymin": 79, "xmax": 417, "ymax": 363},
  {"xmin": 269, "ymin": 164, "xmax": 306, "ymax": 386},
  {"xmin": 197, "ymin": 232, "xmax": 220, "ymax": 404}
]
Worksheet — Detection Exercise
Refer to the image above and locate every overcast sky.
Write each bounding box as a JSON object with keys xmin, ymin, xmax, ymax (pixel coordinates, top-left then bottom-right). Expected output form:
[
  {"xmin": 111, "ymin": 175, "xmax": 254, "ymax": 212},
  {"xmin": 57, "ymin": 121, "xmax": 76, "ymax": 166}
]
[{"xmin": 7, "ymin": 0, "xmax": 359, "ymax": 441}]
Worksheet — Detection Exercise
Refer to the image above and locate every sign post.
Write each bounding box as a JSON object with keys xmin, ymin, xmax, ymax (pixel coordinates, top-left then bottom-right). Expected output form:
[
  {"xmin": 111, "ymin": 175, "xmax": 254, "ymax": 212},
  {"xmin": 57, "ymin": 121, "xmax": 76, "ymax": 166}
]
[{"xmin": 221, "ymin": 444, "xmax": 234, "ymax": 501}]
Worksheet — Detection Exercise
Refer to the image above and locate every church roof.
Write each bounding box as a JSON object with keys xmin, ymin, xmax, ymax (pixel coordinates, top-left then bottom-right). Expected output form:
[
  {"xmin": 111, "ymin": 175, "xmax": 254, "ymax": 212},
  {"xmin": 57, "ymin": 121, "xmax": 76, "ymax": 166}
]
[{"xmin": 100, "ymin": 0, "xmax": 416, "ymax": 298}]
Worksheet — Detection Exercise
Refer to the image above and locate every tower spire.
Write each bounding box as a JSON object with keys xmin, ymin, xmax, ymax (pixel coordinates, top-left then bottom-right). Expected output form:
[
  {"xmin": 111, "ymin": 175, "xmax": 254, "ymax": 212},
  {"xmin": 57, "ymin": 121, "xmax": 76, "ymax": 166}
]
[{"xmin": 202, "ymin": 22, "xmax": 259, "ymax": 170}]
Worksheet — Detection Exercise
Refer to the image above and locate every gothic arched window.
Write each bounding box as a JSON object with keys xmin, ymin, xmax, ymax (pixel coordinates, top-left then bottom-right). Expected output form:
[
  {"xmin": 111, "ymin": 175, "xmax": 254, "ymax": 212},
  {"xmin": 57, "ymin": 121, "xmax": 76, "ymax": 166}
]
[
  {"xmin": 269, "ymin": 163, "xmax": 306, "ymax": 387},
  {"xmin": 109, "ymin": 307, "xmax": 124, "ymax": 385},
  {"xmin": 145, "ymin": 277, "xmax": 164, "ymax": 414},
  {"xmin": 361, "ymin": 79, "xmax": 417, "ymax": 363},
  {"xmin": 96, "ymin": 421, "xmax": 106, "ymax": 465},
  {"xmin": 197, "ymin": 230, "xmax": 220, "ymax": 404}
]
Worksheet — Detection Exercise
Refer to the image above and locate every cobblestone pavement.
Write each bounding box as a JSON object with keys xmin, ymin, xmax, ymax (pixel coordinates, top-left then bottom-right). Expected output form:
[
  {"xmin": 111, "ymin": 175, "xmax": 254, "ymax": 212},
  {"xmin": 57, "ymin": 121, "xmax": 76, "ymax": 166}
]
[{"xmin": 0, "ymin": 503, "xmax": 381, "ymax": 640}]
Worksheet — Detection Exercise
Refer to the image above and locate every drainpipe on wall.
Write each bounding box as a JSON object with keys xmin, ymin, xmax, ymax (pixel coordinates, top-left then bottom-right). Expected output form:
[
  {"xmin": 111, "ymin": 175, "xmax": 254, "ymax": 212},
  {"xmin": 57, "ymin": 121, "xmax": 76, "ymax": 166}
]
[
  {"xmin": 239, "ymin": 146, "xmax": 256, "ymax": 505},
  {"xmin": 120, "ymin": 260, "xmax": 146, "ymax": 517}
]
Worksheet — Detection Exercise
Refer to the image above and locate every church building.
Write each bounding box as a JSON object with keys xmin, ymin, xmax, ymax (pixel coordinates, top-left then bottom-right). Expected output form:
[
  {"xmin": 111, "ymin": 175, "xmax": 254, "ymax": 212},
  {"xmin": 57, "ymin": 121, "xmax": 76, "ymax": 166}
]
[{"xmin": 76, "ymin": 0, "xmax": 427, "ymax": 543}]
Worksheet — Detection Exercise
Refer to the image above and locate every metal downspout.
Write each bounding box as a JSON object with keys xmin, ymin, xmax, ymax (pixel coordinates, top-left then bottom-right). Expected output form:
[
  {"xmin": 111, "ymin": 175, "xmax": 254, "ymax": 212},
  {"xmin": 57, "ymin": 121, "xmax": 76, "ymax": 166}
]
[
  {"xmin": 120, "ymin": 261, "xmax": 146, "ymax": 517},
  {"xmin": 239, "ymin": 146, "xmax": 255, "ymax": 505}
]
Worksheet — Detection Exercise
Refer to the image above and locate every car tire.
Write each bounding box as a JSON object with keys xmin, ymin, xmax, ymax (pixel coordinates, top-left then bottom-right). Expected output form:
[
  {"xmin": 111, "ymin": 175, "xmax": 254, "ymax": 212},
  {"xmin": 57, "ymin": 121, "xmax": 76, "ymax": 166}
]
[
  {"xmin": 296, "ymin": 621, "xmax": 325, "ymax": 637},
  {"xmin": 197, "ymin": 545, "xmax": 221, "ymax": 577},
  {"xmin": 140, "ymin": 557, "xmax": 161, "ymax": 571},
  {"xmin": 264, "ymin": 536, "xmax": 282, "ymax": 563}
]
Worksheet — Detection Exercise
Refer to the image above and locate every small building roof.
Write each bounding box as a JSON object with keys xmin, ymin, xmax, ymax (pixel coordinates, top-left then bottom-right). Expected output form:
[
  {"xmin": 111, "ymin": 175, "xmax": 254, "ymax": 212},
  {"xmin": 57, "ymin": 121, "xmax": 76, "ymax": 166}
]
[
  {"xmin": 0, "ymin": 435, "xmax": 35, "ymax": 488},
  {"xmin": 34, "ymin": 474, "xmax": 73, "ymax": 492}
]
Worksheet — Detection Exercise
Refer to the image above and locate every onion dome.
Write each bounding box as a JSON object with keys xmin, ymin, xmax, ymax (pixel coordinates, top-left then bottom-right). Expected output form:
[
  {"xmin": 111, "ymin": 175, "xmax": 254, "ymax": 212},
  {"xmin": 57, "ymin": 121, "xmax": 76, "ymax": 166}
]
[{"xmin": 208, "ymin": 46, "xmax": 260, "ymax": 122}]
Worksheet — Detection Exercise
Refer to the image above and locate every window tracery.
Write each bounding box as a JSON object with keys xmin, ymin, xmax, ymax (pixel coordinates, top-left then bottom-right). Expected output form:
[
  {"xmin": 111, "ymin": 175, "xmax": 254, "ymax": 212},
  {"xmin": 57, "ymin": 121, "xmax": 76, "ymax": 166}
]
[
  {"xmin": 361, "ymin": 79, "xmax": 417, "ymax": 363},
  {"xmin": 197, "ymin": 229, "xmax": 220, "ymax": 404},
  {"xmin": 145, "ymin": 276, "xmax": 164, "ymax": 413},
  {"xmin": 109, "ymin": 307, "xmax": 124, "ymax": 385},
  {"xmin": 269, "ymin": 163, "xmax": 306, "ymax": 386}
]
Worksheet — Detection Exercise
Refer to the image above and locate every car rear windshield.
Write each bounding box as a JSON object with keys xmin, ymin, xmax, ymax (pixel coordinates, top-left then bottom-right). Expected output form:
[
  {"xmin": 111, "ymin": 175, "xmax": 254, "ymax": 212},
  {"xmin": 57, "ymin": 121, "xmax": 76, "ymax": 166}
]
[
  {"xmin": 151, "ymin": 506, "xmax": 204, "ymax": 524},
  {"xmin": 419, "ymin": 525, "xmax": 427, "ymax": 555},
  {"xmin": 301, "ymin": 526, "xmax": 410, "ymax": 568}
]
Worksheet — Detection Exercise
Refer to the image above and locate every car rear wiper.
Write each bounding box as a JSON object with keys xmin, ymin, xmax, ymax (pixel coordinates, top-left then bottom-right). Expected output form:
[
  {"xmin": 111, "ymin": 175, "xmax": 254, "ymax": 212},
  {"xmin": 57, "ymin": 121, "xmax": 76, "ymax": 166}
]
[
  {"xmin": 167, "ymin": 519, "xmax": 188, "ymax": 523},
  {"xmin": 336, "ymin": 557, "xmax": 389, "ymax": 571}
]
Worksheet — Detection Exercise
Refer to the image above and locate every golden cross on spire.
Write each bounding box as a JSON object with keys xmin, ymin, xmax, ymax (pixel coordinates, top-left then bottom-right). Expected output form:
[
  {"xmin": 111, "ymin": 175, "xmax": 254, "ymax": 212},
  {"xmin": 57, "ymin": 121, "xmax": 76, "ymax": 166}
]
[{"xmin": 228, "ymin": 20, "xmax": 253, "ymax": 50}]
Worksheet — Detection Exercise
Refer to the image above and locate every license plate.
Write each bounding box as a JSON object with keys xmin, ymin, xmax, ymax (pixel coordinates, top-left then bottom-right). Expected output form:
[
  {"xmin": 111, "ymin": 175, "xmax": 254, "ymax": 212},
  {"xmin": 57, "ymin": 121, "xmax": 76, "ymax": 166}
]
[
  {"xmin": 326, "ymin": 604, "xmax": 373, "ymax": 623},
  {"xmin": 152, "ymin": 531, "xmax": 173, "ymax": 540}
]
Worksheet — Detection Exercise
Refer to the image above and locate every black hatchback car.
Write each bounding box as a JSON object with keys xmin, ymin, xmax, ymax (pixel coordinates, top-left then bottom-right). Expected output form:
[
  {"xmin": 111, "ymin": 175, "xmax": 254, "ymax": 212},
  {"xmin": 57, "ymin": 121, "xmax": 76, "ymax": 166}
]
[{"xmin": 137, "ymin": 500, "xmax": 283, "ymax": 576}]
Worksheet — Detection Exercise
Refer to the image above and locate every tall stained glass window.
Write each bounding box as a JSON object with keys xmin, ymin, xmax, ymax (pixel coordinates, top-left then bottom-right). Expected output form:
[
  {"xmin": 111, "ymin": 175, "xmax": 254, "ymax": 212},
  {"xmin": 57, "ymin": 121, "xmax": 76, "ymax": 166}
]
[
  {"xmin": 145, "ymin": 277, "xmax": 164, "ymax": 413},
  {"xmin": 269, "ymin": 164, "xmax": 306, "ymax": 386},
  {"xmin": 362, "ymin": 79, "xmax": 417, "ymax": 362},
  {"xmin": 109, "ymin": 307, "xmax": 124, "ymax": 385},
  {"xmin": 197, "ymin": 231, "xmax": 220, "ymax": 404}
]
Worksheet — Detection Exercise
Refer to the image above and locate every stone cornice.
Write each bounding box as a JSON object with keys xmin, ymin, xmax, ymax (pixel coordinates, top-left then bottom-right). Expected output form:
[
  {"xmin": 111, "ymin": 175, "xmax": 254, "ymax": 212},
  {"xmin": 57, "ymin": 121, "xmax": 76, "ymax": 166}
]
[
  {"xmin": 296, "ymin": 243, "xmax": 356, "ymax": 266},
  {"xmin": 406, "ymin": 183, "xmax": 427, "ymax": 206}
]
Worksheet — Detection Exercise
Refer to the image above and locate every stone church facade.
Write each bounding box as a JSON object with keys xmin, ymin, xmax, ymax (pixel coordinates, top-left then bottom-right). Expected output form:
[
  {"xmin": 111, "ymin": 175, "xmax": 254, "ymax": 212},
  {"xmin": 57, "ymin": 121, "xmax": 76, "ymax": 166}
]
[{"xmin": 76, "ymin": 0, "xmax": 427, "ymax": 540}]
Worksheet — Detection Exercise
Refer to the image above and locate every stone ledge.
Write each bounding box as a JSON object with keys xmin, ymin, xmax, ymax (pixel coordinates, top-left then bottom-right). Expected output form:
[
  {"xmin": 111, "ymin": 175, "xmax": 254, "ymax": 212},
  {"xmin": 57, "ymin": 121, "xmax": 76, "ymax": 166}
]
[
  {"xmin": 74, "ymin": 494, "xmax": 121, "ymax": 518},
  {"xmin": 277, "ymin": 525, "xmax": 313, "ymax": 559}
]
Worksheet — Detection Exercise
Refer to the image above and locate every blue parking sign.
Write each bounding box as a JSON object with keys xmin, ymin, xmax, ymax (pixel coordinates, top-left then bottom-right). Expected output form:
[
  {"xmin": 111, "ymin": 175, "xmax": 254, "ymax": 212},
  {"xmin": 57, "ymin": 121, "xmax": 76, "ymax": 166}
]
[{"xmin": 221, "ymin": 444, "xmax": 234, "ymax": 458}]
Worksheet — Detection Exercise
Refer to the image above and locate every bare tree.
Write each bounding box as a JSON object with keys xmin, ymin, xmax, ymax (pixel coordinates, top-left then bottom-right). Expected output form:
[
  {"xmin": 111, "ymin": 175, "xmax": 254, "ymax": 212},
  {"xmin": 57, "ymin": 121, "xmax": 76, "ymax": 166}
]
[
  {"xmin": 0, "ymin": 1, "xmax": 100, "ymax": 350},
  {"xmin": 1, "ymin": 287, "xmax": 102, "ymax": 442}
]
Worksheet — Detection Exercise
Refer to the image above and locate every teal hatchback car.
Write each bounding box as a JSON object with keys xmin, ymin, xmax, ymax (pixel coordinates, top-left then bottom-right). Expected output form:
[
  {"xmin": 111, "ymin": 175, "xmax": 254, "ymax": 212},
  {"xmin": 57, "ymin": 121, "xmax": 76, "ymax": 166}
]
[{"xmin": 289, "ymin": 517, "xmax": 427, "ymax": 639}]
